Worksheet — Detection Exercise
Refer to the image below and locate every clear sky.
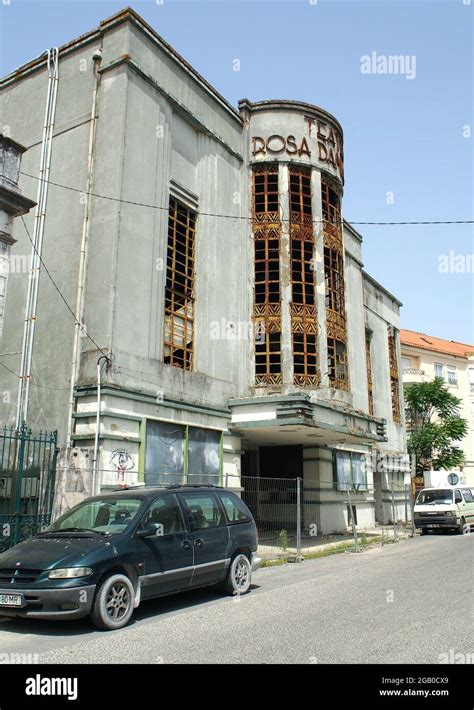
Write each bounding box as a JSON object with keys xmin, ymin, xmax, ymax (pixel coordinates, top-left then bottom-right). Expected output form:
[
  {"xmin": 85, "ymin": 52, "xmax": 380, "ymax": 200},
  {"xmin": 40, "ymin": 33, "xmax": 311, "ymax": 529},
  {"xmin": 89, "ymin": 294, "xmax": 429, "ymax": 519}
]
[{"xmin": 1, "ymin": 0, "xmax": 473, "ymax": 343}]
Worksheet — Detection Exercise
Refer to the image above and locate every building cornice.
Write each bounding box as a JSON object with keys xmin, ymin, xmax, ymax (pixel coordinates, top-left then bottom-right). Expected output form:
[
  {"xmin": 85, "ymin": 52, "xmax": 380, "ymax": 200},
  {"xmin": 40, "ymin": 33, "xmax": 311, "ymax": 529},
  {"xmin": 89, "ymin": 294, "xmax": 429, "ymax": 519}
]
[
  {"xmin": 362, "ymin": 270, "xmax": 403, "ymax": 307},
  {"xmin": 0, "ymin": 185, "xmax": 36, "ymax": 217},
  {"xmin": 238, "ymin": 98, "xmax": 344, "ymax": 137}
]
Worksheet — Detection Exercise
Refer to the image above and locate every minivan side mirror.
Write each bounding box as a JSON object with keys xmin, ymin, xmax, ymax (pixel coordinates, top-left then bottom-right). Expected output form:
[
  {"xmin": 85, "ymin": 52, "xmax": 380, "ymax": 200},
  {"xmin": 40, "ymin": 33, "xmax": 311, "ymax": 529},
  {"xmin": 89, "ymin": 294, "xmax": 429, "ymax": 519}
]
[{"xmin": 136, "ymin": 522, "xmax": 161, "ymax": 539}]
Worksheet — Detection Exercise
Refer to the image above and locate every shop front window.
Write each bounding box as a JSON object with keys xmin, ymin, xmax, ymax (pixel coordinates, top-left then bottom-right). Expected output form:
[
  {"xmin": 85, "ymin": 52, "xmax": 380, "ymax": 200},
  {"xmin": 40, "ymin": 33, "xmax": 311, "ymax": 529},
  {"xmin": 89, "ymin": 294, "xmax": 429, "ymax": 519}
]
[{"xmin": 145, "ymin": 421, "xmax": 222, "ymax": 485}]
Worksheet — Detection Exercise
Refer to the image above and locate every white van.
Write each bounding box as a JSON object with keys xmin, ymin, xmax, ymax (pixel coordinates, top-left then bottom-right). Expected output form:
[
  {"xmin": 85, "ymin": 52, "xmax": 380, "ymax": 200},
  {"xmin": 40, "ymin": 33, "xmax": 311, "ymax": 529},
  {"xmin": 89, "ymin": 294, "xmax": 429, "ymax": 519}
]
[{"xmin": 414, "ymin": 486, "xmax": 474, "ymax": 535}]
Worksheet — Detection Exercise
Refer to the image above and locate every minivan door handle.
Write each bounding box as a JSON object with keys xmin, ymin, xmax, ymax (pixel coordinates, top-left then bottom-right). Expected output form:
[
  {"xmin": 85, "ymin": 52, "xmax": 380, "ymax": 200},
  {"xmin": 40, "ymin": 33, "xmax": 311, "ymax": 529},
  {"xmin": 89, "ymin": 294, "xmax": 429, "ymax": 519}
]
[
  {"xmin": 181, "ymin": 540, "xmax": 191, "ymax": 550},
  {"xmin": 194, "ymin": 538, "xmax": 204, "ymax": 548}
]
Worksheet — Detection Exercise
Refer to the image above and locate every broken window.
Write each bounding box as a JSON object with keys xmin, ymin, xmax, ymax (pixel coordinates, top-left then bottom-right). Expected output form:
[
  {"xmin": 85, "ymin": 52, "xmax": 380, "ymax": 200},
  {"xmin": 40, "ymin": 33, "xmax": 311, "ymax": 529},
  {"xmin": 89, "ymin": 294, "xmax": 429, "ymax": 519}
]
[
  {"xmin": 252, "ymin": 165, "xmax": 282, "ymax": 385},
  {"xmin": 163, "ymin": 197, "xmax": 196, "ymax": 370},
  {"xmin": 324, "ymin": 246, "xmax": 345, "ymax": 314},
  {"xmin": 322, "ymin": 178, "xmax": 348, "ymax": 391},
  {"xmin": 321, "ymin": 181, "xmax": 341, "ymax": 230},
  {"xmin": 289, "ymin": 166, "xmax": 319, "ymax": 386},
  {"xmin": 255, "ymin": 331, "xmax": 282, "ymax": 385},
  {"xmin": 366, "ymin": 330, "xmax": 374, "ymax": 416},
  {"xmin": 327, "ymin": 336, "xmax": 348, "ymax": 390},
  {"xmin": 388, "ymin": 326, "xmax": 401, "ymax": 422},
  {"xmin": 253, "ymin": 167, "xmax": 279, "ymax": 216}
]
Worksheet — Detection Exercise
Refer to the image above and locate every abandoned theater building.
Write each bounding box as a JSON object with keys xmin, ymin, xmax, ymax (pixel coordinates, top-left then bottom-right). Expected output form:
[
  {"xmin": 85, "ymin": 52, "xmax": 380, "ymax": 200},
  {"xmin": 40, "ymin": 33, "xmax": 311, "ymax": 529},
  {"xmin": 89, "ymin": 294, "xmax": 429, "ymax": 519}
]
[{"xmin": 0, "ymin": 8, "xmax": 409, "ymax": 533}]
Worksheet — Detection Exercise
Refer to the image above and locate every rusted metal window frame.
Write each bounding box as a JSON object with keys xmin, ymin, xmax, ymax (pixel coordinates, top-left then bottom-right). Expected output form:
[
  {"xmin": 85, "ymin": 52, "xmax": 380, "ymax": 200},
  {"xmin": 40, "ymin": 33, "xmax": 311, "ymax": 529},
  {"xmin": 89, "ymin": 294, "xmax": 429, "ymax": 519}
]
[
  {"xmin": 365, "ymin": 330, "xmax": 374, "ymax": 415},
  {"xmin": 321, "ymin": 177, "xmax": 349, "ymax": 391},
  {"xmin": 388, "ymin": 326, "xmax": 401, "ymax": 422},
  {"xmin": 163, "ymin": 197, "xmax": 196, "ymax": 370},
  {"xmin": 289, "ymin": 166, "xmax": 319, "ymax": 387},
  {"xmin": 327, "ymin": 336, "xmax": 348, "ymax": 391},
  {"xmin": 324, "ymin": 245, "xmax": 345, "ymax": 314},
  {"xmin": 252, "ymin": 164, "xmax": 282, "ymax": 386}
]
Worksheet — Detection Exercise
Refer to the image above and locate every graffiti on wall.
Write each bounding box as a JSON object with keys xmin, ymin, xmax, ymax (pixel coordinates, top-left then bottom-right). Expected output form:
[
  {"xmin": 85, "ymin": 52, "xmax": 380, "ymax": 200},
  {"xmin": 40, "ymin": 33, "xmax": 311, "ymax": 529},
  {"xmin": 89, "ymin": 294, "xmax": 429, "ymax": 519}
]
[{"xmin": 109, "ymin": 449, "xmax": 135, "ymax": 486}]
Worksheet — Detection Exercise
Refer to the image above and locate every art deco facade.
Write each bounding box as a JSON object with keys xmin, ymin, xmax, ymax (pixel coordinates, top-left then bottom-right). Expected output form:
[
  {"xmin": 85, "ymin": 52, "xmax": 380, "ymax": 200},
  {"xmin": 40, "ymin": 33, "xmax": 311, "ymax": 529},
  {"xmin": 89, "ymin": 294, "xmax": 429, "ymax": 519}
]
[{"xmin": 0, "ymin": 8, "xmax": 408, "ymax": 530}]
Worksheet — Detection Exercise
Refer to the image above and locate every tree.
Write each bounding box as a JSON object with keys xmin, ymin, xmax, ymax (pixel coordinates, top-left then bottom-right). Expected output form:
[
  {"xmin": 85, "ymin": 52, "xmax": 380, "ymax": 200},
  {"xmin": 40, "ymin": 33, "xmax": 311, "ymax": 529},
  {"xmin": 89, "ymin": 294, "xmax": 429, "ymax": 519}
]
[{"xmin": 404, "ymin": 377, "xmax": 468, "ymax": 474}]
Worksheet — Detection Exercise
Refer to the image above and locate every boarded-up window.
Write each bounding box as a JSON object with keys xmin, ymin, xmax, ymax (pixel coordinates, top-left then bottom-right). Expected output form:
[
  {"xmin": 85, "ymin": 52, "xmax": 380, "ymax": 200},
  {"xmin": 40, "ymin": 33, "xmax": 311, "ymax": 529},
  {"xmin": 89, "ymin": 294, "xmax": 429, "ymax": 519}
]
[
  {"xmin": 145, "ymin": 421, "xmax": 185, "ymax": 486},
  {"xmin": 145, "ymin": 422, "xmax": 222, "ymax": 486},
  {"xmin": 187, "ymin": 427, "xmax": 221, "ymax": 485},
  {"xmin": 334, "ymin": 451, "xmax": 367, "ymax": 491}
]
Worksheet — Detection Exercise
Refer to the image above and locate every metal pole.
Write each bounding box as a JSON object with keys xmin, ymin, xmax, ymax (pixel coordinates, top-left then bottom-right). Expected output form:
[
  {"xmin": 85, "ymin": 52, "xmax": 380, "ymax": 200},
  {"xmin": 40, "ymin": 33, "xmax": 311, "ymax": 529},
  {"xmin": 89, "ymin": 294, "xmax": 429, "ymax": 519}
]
[
  {"xmin": 296, "ymin": 477, "xmax": 303, "ymax": 561},
  {"xmin": 409, "ymin": 479, "xmax": 416, "ymax": 537},
  {"xmin": 390, "ymin": 481, "xmax": 398, "ymax": 541},
  {"xmin": 13, "ymin": 425, "xmax": 26, "ymax": 545},
  {"xmin": 92, "ymin": 356, "xmax": 108, "ymax": 495},
  {"xmin": 347, "ymin": 485, "xmax": 359, "ymax": 550},
  {"xmin": 404, "ymin": 484, "xmax": 408, "ymax": 527}
]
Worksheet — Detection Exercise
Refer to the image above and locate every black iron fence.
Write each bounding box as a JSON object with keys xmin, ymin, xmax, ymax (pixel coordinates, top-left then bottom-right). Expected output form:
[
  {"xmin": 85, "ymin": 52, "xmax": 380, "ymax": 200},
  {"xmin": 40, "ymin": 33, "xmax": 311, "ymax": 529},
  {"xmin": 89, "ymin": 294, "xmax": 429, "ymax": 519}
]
[{"xmin": 0, "ymin": 424, "xmax": 58, "ymax": 551}]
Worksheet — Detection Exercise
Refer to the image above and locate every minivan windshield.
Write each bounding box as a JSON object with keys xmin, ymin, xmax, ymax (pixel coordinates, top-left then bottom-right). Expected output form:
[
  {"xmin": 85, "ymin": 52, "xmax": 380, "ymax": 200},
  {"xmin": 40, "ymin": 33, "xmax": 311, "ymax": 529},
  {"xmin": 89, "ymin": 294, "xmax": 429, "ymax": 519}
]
[
  {"xmin": 416, "ymin": 489, "xmax": 453, "ymax": 506},
  {"xmin": 44, "ymin": 497, "xmax": 143, "ymax": 535}
]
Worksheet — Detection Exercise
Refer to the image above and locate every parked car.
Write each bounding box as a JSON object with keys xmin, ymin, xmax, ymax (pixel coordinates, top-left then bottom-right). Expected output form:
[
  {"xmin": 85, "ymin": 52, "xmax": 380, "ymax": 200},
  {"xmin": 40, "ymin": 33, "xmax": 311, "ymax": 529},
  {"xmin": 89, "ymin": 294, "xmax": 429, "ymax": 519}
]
[
  {"xmin": 0, "ymin": 485, "xmax": 260, "ymax": 630},
  {"xmin": 414, "ymin": 486, "xmax": 474, "ymax": 535}
]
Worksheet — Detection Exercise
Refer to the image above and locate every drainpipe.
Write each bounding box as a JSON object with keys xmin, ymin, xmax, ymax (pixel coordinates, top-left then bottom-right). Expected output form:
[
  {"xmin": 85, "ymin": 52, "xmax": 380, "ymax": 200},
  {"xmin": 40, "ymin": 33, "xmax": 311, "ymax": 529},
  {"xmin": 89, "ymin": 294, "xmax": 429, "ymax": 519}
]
[
  {"xmin": 16, "ymin": 48, "xmax": 59, "ymax": 428},
  {"xmin": 66, "ymin": 47, "xmax": 103, "ymax": 447}
]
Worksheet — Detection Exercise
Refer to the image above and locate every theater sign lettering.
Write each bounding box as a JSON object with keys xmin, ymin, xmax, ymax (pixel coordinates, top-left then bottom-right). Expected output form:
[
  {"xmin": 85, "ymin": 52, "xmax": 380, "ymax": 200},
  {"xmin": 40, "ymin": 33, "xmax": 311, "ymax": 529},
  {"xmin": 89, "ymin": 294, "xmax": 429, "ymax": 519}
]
[{"xmin": 251, "ymin": 114, "xmax": 344, "ymax": 180}]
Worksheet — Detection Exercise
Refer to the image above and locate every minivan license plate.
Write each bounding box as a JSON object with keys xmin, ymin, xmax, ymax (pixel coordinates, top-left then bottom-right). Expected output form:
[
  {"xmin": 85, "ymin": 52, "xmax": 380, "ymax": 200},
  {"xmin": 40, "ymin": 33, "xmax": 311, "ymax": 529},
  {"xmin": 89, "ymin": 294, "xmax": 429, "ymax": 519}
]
[{"xmin": 0, "ymin": 593, "xmax": 22, "ymax": 607}]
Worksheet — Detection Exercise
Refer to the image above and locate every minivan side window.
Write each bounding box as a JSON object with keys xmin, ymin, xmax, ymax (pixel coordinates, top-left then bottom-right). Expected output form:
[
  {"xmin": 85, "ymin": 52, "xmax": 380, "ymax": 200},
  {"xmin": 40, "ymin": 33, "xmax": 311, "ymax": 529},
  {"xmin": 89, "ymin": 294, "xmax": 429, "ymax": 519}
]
[
  {"xmin": 219, "ymin": 493, "xmax": 250, "ymax": 523},
  {"xmin": 454, "ymin": 490, "xmax": 463, "ymax": 504},
  {"xmin": 181, "ymin": 494, "xmax": 224, "ymax": 531},
  {"xmin": 462, "ymin": 489, "xmax": 473, "ymax": 503},
  {"xmin": 141, "ymin": 494, "xmax": 185, "ymax": 535}
]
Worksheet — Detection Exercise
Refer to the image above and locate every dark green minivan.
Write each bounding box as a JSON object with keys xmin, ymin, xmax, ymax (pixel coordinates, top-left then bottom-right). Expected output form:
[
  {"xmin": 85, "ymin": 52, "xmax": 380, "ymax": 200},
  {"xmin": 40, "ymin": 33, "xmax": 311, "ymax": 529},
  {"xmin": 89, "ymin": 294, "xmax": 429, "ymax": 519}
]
[{"xmin": 0, "ymin": 485, "xmax": 260, "ymax": 630}]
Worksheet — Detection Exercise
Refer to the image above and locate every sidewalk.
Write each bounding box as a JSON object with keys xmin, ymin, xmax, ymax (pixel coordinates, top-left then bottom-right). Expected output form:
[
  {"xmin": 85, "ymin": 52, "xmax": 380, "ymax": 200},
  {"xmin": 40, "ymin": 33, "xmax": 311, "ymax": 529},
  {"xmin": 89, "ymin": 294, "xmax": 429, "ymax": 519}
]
[{"xmin": 258, "ymin": 524, "xmax": 414, "ymax": 564}]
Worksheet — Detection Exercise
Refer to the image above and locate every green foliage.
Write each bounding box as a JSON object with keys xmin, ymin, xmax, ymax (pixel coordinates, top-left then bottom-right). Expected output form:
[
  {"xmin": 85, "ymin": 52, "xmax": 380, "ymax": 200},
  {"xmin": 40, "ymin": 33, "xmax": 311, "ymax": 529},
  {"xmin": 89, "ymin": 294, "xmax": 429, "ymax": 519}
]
[
  {"xmin": 278, "ymin": 528, "xmax": 289, "ymax": 551},
  {"xmin": 405, "ymin": 378, "xmax": 468, "ymax": 473}
]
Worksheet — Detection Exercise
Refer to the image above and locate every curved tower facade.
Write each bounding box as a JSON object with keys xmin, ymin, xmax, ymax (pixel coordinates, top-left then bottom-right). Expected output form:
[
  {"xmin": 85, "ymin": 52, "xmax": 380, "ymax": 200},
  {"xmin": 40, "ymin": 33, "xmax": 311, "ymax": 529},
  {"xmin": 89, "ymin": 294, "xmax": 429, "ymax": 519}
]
[{"xmin": 240, "ymin": 100, "xmax": 349, "ymax": 398}]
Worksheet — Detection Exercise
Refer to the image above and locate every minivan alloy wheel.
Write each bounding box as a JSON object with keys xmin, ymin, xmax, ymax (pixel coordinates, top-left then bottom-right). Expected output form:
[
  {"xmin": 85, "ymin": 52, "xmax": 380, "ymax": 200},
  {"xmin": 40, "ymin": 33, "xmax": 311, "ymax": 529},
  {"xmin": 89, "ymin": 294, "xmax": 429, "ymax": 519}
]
[
  {"xmin": 224, "ymin": 553, "xmax": 252, "ymax": 595},
  {"xmin": 90, "ymin": 573, "xmax": 135, "ymax": 630},
  {"xmin": 234, "ymin": 558, "xmax": 249, "ymax": 590},
  {"xmin": 106, "ymin": 582, "xmax": 131, "ymax": 621}
]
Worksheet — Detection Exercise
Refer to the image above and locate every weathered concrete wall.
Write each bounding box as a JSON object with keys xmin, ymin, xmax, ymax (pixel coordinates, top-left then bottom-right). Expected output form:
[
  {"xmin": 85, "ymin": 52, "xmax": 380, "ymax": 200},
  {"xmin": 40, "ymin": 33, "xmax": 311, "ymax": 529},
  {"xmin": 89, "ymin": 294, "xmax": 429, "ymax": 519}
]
[
  {"xmin": 0, "ymin": 43, "xmax": 99, "ymax": 440},
  {"xmin": 363, "ymin": 273, "xmax": 406, "ymax": 454}
]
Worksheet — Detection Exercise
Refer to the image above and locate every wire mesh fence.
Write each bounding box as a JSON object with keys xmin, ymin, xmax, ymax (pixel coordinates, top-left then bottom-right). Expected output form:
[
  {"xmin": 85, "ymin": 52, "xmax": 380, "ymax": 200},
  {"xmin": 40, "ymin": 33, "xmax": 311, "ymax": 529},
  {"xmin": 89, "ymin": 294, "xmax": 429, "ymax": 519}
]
[
  {"xmin": 240, "ymin": 476, "xmax": 415, "ymax": 560},
  {"xmin": 240, "ymin": 476, "xmax": 299, "ymax": 559},
  {"xmin": 7, "ymin": 461, "xmax": 415, "ymax": 560}
]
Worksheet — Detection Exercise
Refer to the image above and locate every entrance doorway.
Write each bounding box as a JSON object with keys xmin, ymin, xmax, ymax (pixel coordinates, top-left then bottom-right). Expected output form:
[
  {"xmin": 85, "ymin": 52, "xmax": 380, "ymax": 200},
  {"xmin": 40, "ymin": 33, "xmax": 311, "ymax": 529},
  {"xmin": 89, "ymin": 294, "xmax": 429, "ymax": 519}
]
[{"xmin": 259, "ymin": 445, "xmax": 303, "ymax": 479}]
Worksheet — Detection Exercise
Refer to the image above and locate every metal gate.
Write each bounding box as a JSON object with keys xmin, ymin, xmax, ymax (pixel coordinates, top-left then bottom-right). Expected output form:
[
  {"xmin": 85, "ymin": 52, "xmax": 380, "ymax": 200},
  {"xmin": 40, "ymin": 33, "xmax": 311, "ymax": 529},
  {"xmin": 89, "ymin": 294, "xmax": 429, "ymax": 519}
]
[{"xmin": 0, "ymin": 424, "xmax": 58, "ymax": 551}]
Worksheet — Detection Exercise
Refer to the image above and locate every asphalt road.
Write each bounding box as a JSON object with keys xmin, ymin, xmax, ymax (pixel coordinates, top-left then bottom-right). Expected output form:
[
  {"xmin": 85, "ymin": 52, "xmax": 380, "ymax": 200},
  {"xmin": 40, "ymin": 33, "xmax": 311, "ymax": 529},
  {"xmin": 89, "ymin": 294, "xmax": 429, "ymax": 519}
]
[{"xmin": 0, "ymin": 533, "xmax": 472, "ymax": 664}]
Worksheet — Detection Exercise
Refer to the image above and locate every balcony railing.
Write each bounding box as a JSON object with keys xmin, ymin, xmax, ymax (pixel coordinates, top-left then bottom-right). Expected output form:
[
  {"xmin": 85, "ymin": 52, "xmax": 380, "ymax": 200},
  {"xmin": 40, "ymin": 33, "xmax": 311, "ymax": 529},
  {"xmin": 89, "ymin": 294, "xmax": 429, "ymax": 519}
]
[{"xmin": 403, "ymin": 368, "xmax": 425, "ymax": 376}]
